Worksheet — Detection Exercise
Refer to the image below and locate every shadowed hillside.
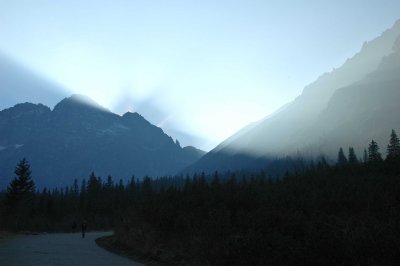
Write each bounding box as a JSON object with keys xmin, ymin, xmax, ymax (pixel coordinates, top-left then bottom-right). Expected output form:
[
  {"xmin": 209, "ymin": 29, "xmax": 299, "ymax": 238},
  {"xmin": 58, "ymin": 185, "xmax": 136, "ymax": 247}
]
[{"xmin": 0, "ymin": 95, "xmax": 204, "ymax": 188}]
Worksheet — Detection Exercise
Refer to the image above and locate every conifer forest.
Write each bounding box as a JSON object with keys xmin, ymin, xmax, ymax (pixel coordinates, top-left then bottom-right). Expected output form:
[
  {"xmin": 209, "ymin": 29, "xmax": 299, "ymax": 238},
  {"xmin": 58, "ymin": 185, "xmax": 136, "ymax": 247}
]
[{"xmin": 1, "ymin": 130, "xmax": 400, "ymax": 265}]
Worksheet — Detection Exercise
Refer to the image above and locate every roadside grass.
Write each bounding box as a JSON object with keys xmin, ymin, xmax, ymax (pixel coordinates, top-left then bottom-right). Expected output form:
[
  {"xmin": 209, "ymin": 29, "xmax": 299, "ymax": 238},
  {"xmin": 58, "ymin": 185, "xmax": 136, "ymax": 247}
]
[{"xmin": 96, "ymin": 235, "xmax": 163, "ymax": 266}]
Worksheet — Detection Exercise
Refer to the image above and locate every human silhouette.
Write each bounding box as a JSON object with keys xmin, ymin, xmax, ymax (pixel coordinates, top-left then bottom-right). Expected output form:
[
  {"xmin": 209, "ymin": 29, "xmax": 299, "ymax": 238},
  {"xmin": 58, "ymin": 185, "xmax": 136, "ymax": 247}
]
[{"xmin": 81, "ymin": 220, "xmax": 88, "ymax": 238}]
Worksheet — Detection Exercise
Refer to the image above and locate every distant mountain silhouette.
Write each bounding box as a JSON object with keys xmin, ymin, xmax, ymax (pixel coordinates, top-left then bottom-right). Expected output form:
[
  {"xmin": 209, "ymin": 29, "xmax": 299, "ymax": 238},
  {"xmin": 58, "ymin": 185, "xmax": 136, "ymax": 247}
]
[
  {"xmin": 185, "ymin": 19, "xmax": 400, "ymax": 174},
  {"xmin": 0, "ymin": 95, "xmax": 204, "ymax": 188}
]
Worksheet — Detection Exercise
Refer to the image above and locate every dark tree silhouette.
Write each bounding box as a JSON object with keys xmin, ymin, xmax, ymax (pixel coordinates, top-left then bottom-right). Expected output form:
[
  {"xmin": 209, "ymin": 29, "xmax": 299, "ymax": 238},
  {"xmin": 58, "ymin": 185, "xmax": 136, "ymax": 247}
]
[
  {"xmin": 211, "ymin": 171, "xmax": 221, "ymax": 190},
  {"xmin": 87, "ymin": 172, "xmax": 101, "ymax": 195},
  {"xmin": 2, "ymin": 142, "xmax": 400, "ymax": 265},
  {"xmin": 5, "ymin": 158, "xmax": 36, "ymax": 230},
  {"xmin": 348, "ymin": 147, "xmax": 359, "ymax": 165},
  {"xmin": 71, "ymin": 178, "xmax": 79, "ymax": 196},
  {"xmin": 105, "ymin": 175, "xmax": 114, "ymax": 191},
  {"xmin": 80, "ymin": 179, "xmax": 87, "ymax": 196},
  {"xmin": 336, "ymin": 147, "xmax": 348, "ymax": 166},
  {"xmin": 368, "ymin": 140, "xmax": 382, "ymax": 162},
  {"xmin": 128, "ymin": 176, "xmax": 136, "ymax": 192},
  {"xmin": 6, "ymin": 158, "xmax": 35, "ymax": 206},
  {"xmin": 387, "ymin": 129, "xmax": 400, "ymax": 160}
]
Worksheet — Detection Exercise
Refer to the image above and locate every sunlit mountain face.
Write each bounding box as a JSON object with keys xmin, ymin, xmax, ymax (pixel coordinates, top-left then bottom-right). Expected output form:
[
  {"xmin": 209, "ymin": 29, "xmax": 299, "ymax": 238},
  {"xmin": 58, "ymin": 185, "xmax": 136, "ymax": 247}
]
[{"xmin": 184, "ymin": 19, "xmax": 400, "ymax": 174}]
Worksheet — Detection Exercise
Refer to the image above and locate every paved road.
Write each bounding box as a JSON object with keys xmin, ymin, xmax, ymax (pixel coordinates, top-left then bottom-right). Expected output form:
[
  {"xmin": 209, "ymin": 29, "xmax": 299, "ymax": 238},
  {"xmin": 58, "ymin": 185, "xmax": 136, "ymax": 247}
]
[{"xmin": 0, "ymin": 231, "xmax": 143, "ymax": 266}]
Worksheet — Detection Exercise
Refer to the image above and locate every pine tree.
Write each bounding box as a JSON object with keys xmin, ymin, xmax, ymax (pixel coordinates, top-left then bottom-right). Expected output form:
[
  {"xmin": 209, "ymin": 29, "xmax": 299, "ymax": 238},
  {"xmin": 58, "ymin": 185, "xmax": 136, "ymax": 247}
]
[
  {"xmin": 87, "ymin": 172, "xmax": 100, "ymax": 194},
  {"xmin": 6, "ymin": 158, "xmax": 35, "ymax": 207},
  {"xmin": 368, "ymin": 140, "xmax": 382, "ymax": 162},
  {"xmin": 337, "ymin": 147, "xmax": 348, "ymax": 166},
  {"xmin": 348, "ymin": 147, "xmax": 359, "ymax": 165},
  {"xmin": 128, "ymin": 176, "xmax": 136, "ymax": 192},
  {"xmin": 387, "ymin": 129, "xmax": 400, "ymax": 160},
  {"xmin": 80, "ymin": 179, "xmax": 87, "ymax": 196},
  {"xmin": 105, "ymin": 175, "xmax": 114, "ymax": 191},
  {"xmin": 118, "ymin": 179, "xmax": 124, "ymax": 191},
  {"xmin": 86, "ymin": 172, "xmax": 103, "ymax": 213},
  {"xmin": 5, "ymin": 158, "xmax": 36, "ymax": 229},
  {"xmin": 211, "ymin": 171, "xmax": 221, "ymax": 190},
  {"xmin": 80, "ymin": 179, "xmax": 87, "ymax": 207},
  {"xmin": 71, "ymin": 178, "xmax": 79, "ymax": 197},
  {"xmin": 142, "ymin": 176, "xmax": 152, "ymax": 195}
]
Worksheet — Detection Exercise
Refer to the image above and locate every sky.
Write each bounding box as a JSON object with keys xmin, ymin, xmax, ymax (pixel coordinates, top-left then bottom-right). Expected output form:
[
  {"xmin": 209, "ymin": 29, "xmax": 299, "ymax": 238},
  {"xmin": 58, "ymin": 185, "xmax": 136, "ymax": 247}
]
[{"xmin": 0, "ymin": 0, "xmax": 399, "ymax": 151}]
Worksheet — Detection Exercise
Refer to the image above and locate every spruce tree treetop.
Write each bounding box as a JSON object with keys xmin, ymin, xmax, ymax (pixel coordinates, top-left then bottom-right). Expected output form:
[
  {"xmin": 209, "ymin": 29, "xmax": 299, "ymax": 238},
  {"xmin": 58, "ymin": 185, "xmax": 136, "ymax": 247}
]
[
  {"xmin": 337, "ymin": 147, "xmax": 348, "ymax": 166},
  {"xmin": 387, "ymin": 129, "xmax": 400, "ymax": 160},
  {"xmin": 368, "ymin": 140, "xmax": 383, "ymax": 163},
  {"xmin": 71, "ymin": 178, "xmax": 79, "ymax": 196},
  {"xmin": 6, "ymin": 158, "xmax": 35, "ymax": 206},
  {"xmin": 87, "ymin": 171, "xmax": 101, "ymax": 194},
  {"xmin": 348, "ymin": 147, "xmax": 359, "ymax": 165}
]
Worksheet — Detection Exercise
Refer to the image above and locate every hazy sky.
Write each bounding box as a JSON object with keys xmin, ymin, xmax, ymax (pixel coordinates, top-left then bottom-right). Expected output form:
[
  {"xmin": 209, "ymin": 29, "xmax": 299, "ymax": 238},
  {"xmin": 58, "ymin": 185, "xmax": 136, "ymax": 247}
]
[{"xmin": 1, "ymin": 0, "xmax": 399, "ymax": 151}]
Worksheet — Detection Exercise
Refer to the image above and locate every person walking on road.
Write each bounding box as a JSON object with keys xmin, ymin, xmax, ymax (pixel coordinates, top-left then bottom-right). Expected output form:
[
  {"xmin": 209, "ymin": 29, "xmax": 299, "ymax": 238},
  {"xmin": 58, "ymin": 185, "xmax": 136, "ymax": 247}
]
[{"xmin": 81, "ymin": 220, "xmax": 88, "ymax": 238}]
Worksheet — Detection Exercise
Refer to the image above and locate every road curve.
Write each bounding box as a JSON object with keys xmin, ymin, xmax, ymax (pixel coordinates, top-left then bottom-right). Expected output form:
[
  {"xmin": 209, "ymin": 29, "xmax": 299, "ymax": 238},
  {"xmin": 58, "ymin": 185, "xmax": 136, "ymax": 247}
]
[{"xmin": 0, "ymin": 231, "xmax": 143, "ymax": 266}]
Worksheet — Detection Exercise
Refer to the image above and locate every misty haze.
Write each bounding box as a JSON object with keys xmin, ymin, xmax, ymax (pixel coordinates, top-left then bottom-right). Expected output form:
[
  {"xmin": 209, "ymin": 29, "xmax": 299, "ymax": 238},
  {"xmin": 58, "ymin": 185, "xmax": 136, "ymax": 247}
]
[{"xmin": 1, "ymin": 1, "xmax": 400, "ymax": 265}]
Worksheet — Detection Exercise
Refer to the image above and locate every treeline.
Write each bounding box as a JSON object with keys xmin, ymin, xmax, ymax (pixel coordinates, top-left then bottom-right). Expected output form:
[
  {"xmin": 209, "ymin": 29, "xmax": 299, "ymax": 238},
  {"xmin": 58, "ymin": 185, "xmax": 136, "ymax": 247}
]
[
  {"xmin": 111, "ymin": 131, "xmax": 400, "ymax": 265},
  {"xmin": 0, "ymin": 163, "xmax": 145, "ymax": 231},
  {"xmin": 0, "ymin": 130, "xmax": 400, "ymax": 265}
]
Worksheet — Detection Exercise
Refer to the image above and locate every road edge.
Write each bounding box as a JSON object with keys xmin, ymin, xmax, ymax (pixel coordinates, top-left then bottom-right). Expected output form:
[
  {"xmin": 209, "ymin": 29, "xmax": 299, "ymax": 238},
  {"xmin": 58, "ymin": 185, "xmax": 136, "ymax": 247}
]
[{"xmin": 95, "ymin": 235, "xmax": 161, "ymax": 266}]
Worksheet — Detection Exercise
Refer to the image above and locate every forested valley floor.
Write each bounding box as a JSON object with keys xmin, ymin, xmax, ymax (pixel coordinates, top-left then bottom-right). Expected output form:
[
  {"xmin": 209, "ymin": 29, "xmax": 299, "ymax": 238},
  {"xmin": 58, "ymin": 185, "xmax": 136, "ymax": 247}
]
[{"xmin": 1, "ymin": 134, "xmax": 400, "ymax": 265}]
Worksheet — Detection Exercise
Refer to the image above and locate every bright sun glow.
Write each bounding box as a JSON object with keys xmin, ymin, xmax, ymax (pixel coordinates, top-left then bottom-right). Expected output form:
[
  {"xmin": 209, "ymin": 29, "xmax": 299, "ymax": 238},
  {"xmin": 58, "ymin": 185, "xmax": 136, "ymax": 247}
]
[{"xmin": 1, "ymin": 0, "xmax": 399, "ymax": 151}]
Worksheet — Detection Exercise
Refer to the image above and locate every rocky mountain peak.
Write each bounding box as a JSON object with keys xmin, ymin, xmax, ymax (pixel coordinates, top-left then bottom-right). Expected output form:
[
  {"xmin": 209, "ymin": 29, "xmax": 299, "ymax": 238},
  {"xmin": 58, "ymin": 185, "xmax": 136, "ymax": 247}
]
[
  {"xmin": 122, "ymin": 111, "xmax": 151, "ymax": 126},
  {"xmin": 0, "ymin": 95, "xmax": 205, "ymax": 188},
  {"xmin": 53, "ymin": 94, "xmax": 110, "ymax": 114},
  {"xmin": 10, "ymin": 102, "xmax": 50, "ymax": 113}
]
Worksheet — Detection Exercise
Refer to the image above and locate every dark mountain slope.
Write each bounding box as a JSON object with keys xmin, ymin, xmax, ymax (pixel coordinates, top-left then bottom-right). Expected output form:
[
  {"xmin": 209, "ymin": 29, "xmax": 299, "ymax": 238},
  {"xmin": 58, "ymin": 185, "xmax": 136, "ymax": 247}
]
[{"xmin": 0, "ymin": 95, "xmax": 204, "ymax": 188}]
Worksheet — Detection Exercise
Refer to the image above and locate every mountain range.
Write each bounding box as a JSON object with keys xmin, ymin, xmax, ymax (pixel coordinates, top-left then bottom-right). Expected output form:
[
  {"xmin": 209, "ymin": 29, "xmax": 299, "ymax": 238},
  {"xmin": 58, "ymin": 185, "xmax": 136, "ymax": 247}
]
[
  {"xmin": 2, "ymin": 19, "xmax": 400, "ymax": 186},
  {"xmin": 0, "ymin": 95, "xmax": 204, "ymax": 188},
  {"xmin": 184, "ymin": 19, "xmax": 400, "ymax": 174}
]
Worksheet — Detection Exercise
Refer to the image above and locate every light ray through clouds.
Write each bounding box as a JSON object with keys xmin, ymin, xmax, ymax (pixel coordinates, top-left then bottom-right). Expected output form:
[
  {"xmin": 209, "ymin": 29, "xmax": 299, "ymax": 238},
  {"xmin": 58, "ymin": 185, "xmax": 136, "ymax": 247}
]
[{"xmin": 1, "ymin": 0, "xmax": 400, "ymax": 151}]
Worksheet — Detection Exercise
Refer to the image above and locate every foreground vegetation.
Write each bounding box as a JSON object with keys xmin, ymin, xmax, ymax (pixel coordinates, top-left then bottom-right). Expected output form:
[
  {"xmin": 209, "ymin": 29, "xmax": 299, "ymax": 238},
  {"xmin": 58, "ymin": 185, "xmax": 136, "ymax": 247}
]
[
  {"xmin": 1, "ymin": 130, "xmax": 400, "ymax": 265},
  {"xmin": 110, "ymin": 160, "xmax": 400, "ymax": 265}
]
